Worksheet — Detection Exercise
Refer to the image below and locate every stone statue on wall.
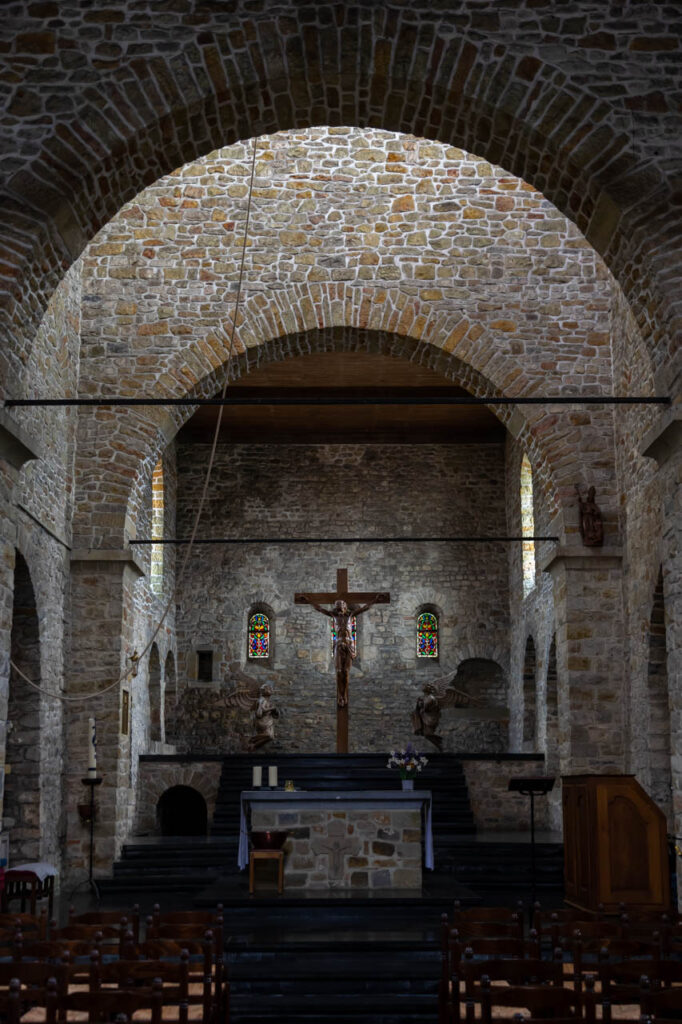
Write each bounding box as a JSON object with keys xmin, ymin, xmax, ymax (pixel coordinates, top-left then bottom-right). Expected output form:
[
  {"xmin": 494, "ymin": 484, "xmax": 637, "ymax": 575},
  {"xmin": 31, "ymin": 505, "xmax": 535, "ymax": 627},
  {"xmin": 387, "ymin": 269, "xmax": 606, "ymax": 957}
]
[
  {"xmin": 412, "ymin": 676, "xmax": 481, "ymax": 751},
  {"xmin": 575, "ymin": 484, "xmax": 604, "ymax": 547},
  {"xmin": 225, "ymin": 668, "xmax": 280, "ymax": 752}
]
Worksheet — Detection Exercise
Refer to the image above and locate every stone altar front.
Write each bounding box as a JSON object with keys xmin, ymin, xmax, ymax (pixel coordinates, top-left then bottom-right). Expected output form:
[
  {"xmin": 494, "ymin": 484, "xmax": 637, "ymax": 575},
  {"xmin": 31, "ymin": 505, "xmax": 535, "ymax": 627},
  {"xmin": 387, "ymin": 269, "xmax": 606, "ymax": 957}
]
[{"xmin": 239, "ymin": 790, "xmax": 433, "ymax": 889}]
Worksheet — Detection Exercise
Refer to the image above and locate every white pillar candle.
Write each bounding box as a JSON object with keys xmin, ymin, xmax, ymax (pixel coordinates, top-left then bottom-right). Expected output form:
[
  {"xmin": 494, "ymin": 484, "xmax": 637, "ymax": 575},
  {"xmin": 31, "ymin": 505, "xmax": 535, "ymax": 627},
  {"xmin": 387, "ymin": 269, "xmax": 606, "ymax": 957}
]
[
  {"xmin": 87, "ymin": 717, "xmax": 97, "ymax": 773},
  {"xmin": 268, "ymin": 765, "xmax": 278, "ymax": 788},
  {"xmin": 252, "ymin": 766, "xmax": 262, "ymax": 788}
]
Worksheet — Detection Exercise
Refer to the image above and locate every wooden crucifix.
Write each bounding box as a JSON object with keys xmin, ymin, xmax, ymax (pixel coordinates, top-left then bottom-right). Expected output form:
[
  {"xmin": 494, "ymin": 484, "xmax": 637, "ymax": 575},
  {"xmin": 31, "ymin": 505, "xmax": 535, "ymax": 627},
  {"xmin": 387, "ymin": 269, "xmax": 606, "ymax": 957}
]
[{"xmin": 295, "ymin": 568, "xmax": 390, "ymax": 753}]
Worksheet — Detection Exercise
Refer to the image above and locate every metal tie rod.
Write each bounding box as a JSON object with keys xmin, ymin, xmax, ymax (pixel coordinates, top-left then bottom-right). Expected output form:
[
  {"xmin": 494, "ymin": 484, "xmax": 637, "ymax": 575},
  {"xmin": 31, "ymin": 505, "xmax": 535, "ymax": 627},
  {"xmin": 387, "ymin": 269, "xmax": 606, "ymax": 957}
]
[
  {"xmin": 3, "ymin": 396, "xmax": 670, "ymax": 407},
  {"xmin": 130, "ymin": 535, "xmax": 560, "ymax": 545}
]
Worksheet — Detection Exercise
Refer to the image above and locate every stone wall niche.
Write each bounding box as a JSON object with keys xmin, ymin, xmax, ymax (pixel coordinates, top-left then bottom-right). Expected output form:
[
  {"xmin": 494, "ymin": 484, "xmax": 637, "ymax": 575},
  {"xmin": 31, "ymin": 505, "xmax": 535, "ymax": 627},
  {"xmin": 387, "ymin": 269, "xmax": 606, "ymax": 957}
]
[
  {"xmin": 522, "ymin": 636, "xmax": 537, "ymax": 753},
  {"xmin": 157, "ymin": 785, "xmax": 207, "ymax": 837},
  {"xmin": 646, "ymin": 569, "xmax": 672, "ymax": 824}
]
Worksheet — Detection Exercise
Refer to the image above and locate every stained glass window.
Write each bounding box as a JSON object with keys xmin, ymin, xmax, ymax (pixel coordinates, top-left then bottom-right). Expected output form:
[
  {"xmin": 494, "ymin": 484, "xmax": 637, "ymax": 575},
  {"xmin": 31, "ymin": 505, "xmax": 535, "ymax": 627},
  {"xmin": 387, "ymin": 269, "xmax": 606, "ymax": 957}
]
[
  {"xmin": 248, "ymin": 613, "xmax": 270, "ymax": 658},
  {"xmin": 331, "ymin": 615, "xmax": 356, "ymax": 657},
  {"xmin": 417, "ymin": 612, "xmax": 438, "ymax": 658}
]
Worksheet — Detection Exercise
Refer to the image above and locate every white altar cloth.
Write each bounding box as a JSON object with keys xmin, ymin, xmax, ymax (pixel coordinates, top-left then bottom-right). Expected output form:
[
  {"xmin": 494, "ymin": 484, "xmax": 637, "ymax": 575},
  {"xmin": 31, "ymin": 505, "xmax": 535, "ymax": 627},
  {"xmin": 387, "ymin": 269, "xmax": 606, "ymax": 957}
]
[{"xmin": 238, "ymin": 789, "xmax": 434, "ymax": 871}]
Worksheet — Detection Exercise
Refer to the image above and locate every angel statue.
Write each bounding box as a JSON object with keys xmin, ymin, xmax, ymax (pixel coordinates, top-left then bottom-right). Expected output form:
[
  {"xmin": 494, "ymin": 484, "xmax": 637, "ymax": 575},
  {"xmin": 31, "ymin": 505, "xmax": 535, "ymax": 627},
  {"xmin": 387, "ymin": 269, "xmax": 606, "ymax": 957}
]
[
  {"xmin": 411, "ymin": 676, "xmax": 481, "ymax": 751},
  {"xmin": 225, "ymin": 668, "xmax": 280, "ymax": 752}
]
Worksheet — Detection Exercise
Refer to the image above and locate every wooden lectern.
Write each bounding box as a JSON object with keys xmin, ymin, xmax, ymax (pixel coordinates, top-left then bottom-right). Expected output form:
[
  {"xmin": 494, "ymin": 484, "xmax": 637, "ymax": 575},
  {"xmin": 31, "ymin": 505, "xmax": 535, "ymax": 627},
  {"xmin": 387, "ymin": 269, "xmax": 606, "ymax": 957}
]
[{"xmin": 562, "ymin": 774, "xmax": 670, "ymax": 913}]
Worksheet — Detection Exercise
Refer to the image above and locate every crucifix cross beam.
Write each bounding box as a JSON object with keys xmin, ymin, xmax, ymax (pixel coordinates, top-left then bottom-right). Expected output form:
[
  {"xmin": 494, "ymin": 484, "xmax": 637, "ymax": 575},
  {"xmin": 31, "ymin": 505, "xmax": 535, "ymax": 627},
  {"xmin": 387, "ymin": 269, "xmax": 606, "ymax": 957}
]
[
  {"xmin": 294, "ymin": 568, "xmax": 390, "ymax": 753},
  {"xmin": 294, "ymin": 568, "xmax": 390, "ymax": 607}
]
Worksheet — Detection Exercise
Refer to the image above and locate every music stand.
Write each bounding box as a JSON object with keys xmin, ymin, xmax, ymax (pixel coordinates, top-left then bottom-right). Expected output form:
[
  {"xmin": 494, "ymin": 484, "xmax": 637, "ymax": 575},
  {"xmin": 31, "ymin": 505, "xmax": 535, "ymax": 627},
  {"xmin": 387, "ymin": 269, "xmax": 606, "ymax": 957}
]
[{"xmin": 508, "ymin": 776, "xmax": 555, "ymax": 918}]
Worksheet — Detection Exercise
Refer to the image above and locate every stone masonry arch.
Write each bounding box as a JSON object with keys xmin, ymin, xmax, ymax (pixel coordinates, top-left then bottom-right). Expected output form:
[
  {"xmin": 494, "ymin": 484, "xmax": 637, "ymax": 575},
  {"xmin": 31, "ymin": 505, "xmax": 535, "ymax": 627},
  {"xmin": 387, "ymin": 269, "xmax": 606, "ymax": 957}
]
[
  {"xmin": 97, "ymin": 318, "xmax": 597, "ymax": 562},
  {"xmin": 1, "ymin": 4, "xmax": 679, "ymax": 398}
]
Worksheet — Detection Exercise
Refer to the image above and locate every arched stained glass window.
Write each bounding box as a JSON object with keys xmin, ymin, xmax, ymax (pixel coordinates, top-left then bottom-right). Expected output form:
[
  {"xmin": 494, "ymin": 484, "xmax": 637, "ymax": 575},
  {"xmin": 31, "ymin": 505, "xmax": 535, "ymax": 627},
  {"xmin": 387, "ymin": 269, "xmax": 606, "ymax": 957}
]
[
  {"xmin": 521, "ymin": 454, "xmax": 535, "ymax": 597},
  {"xmin": 248, "ymin": 613, "xmax": 270, "ymax": 659},
  {"xmin": 417, "ymin": 612, "xmax": 438, "ymax": 658},
  {"xmin": 331, "ymin": 615, "xmax": 356, "ymax": 657}
]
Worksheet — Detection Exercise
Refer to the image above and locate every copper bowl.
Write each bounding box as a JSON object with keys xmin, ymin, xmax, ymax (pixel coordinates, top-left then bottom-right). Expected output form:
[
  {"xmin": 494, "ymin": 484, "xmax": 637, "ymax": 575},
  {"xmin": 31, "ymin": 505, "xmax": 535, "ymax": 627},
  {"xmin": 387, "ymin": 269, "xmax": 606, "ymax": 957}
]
[{"xmin": 250, "ymin": 830, "xmax": 288, "ymax": 850}]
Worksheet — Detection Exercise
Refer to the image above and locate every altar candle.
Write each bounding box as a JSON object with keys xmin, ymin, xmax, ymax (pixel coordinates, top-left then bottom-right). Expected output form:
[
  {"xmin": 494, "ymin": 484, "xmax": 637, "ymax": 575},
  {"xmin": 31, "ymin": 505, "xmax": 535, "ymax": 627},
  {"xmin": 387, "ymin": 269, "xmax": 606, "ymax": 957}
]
[
  {"xmin": 268, "ymin": 765, "xmax": 278, "ymax": 788},
  {"xmin": 87, "ymin": 717, "xmax": 97, "ymax": 773},
  {"xmin": 252, "ymin": 766, "xmax": 262, "ymax": 788}
]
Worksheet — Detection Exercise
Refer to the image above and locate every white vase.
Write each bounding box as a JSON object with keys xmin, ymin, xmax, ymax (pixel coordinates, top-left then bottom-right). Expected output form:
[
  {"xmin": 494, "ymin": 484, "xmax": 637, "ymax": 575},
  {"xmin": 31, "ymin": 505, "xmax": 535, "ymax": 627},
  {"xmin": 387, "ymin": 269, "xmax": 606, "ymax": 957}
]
[{"xmin": 401, "ymin": 778, "xmax": 414, "ymax": 790}]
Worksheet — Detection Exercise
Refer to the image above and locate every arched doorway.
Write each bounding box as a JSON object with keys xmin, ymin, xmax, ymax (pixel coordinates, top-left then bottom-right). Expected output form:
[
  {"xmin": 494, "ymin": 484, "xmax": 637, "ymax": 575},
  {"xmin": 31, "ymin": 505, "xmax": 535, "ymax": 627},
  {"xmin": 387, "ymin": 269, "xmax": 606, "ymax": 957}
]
[
  {"xmin": 149, "ymin": 644, "xmax": 162, "ymax": 743},
  {"xmin": 522, "ymin": 636, "xmax": 537, "ymax": 753},
  {"xmin": 5, "ymin": 553, "xmax": 41, "ymax": 862},
  {"xmin": 157, "ymin": 786, "xmax": 207, "ymax": 837}
]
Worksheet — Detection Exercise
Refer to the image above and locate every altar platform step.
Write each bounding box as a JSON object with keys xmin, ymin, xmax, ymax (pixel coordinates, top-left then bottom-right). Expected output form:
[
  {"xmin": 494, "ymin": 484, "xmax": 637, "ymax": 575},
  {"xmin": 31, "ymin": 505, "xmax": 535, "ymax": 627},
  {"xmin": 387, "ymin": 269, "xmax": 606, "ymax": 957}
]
[
  {"xmin": 97, "ymin": 837, "xmax": 234, "ymax": 895},
  {"xmin": 210, "ymin": 752, "xmax": 476, "ymax": 838},
  {"xmin": 227, "ymin": 944, "xmax": 440, "ymax": 1024}
]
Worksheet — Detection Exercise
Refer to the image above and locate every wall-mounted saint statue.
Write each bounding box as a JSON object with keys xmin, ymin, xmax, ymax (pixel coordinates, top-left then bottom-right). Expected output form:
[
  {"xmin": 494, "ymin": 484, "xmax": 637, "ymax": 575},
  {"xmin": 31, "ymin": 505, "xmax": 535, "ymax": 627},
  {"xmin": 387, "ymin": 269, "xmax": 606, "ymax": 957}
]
[
  {"xmin": 225, "ymin": 668, "xmax": 280, "ymax": 752},
  {"xmin": 411, "ymin": 676, "xmax": 481, "ymax": 751},
  {"xmin": 575, "ymin": 484, "xmax": 604, "ymax": 547}
]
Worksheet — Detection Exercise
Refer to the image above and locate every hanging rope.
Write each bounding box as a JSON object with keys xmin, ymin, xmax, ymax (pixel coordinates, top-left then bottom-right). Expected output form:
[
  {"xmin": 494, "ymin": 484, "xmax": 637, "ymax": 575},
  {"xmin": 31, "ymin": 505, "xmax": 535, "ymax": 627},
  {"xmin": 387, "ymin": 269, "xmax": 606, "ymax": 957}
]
[{"xmin": 10, "ymin": 134, "xmax": 261, "ymax": 704}]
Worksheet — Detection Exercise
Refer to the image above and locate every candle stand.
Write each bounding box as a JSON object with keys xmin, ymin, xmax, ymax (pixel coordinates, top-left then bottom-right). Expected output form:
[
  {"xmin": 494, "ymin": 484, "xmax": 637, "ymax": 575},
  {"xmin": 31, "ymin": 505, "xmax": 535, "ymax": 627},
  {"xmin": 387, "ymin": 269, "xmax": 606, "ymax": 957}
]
[{"xmin": 70, "ymin": 776, "xmax": 103, "ymax": 903}]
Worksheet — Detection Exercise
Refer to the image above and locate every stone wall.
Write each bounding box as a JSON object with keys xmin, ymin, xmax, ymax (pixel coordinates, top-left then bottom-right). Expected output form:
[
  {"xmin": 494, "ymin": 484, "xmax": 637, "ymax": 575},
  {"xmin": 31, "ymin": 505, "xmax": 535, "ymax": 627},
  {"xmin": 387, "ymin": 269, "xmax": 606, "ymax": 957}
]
[
  {"xmin": 73, "ymin": 127, "xmax": 616, "ymax": 550},
  {"xmin": 1, "ymin": 2, "xmax": 679, "ymax": 402},
  {"xmin": 252, "ymin": 804, "xmax": 423, "ymax": 890},
  {"xmin": 134, "ymin": 759, "xmax": 222, "ymax": 836},
  {"xmin": 172, "ymin": 440, "xmax": 510, "ymax": 754},
  {"xmin": 463, "ymin": 758, "xmax": 550, "ymax": 833}
]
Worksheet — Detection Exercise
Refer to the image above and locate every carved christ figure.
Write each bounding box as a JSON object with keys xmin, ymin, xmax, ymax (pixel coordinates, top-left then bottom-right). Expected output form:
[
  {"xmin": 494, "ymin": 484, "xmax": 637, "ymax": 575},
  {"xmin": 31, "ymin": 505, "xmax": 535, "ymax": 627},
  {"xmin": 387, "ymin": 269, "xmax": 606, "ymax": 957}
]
[{"xmin": 299, "ymin": 595, "xmax": 382, "ymax": 707}]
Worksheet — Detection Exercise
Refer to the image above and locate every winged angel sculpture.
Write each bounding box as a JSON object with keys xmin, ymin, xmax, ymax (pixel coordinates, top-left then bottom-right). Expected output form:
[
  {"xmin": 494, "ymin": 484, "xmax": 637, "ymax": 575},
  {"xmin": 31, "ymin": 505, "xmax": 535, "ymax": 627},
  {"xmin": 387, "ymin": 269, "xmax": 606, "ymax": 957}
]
[
  {"xmin": 224, "ymin": 667, "xmax": 280, "ymax": 752},
  {"xmin": 411, "ymin": 675, "xmax": 482, "ymax": 751}
]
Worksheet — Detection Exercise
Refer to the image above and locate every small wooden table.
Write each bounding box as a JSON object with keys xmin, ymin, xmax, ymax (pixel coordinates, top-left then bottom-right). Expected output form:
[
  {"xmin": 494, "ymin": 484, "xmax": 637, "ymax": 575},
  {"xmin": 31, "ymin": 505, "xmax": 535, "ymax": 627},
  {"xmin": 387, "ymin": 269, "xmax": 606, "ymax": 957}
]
[
  {"xmin": 249, "ymin": 849, "xmax": 284, "ymax": 895},
  {"xmin": 2, "ymin": 867, "xmax": 55, "ymax": 917}
]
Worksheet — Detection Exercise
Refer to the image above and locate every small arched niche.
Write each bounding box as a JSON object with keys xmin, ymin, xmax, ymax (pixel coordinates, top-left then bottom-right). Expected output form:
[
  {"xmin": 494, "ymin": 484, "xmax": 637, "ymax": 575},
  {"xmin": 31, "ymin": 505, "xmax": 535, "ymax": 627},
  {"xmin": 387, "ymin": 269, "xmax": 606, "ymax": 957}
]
[
  {"xmin": 157, "ymin": 785, "xmax": 208, "ymax": 837},
  {"xmin": 149, "ymin": 643, "xmax": 162, "ymax": 743},
  {"xmin": 522, "ymin": 636, "xmax": 537, "ymax": 752}
]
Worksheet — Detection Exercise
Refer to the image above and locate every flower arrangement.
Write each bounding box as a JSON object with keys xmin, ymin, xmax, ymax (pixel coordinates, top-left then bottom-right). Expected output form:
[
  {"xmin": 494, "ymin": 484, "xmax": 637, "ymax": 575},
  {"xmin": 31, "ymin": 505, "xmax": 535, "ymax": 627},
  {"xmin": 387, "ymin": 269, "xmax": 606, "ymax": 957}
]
[{"xmin": 387, "ymin": 743, "xmax": 428, "ymax": 779}]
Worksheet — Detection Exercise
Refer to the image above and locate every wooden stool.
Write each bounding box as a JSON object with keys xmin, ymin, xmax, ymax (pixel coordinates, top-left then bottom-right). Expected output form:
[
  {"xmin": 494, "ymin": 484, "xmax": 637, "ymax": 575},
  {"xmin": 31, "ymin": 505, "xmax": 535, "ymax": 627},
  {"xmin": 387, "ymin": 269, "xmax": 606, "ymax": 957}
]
[{"xmin": 249, "ymin": 849, "xmax": 284, "ymax": 895}]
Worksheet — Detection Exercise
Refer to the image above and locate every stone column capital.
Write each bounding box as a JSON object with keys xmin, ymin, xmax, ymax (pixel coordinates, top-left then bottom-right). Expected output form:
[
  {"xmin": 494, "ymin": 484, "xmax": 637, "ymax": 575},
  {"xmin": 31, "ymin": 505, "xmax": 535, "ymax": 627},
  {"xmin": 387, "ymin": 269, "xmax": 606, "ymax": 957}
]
[
  {"xmin": 640, "ymin": 408, "xmax": 682, "ymax": 467},
  {"xmin": 0, "ymin": 408, "xmax": 44, "ymax": 471},
  {"xmin": 70, "ymin": 548, "xmax": 146, "ymax": 577},
  {"xmin": 540, "ymin": 545, "xmax": 623, "ymax": 575}
]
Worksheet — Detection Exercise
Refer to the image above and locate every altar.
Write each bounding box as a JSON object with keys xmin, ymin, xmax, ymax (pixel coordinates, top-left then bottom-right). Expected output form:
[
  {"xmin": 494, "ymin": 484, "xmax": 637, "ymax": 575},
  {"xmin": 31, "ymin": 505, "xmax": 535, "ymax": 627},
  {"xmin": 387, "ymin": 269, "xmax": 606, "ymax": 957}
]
[{"xmin": 239, "ymin": 790, "xmax": 433, "ymax": 889}]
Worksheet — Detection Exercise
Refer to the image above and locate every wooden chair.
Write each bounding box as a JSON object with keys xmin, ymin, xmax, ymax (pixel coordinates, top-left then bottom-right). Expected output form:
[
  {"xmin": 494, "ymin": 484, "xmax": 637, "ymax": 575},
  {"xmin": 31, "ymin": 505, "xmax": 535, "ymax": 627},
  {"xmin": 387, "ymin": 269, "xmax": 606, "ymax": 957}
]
[
  {"xmin": 54, "ymin": 975, "xmax": 165, "ymax": 1024},
  {"xmin": 51, "ymin": 921, "xmax": 129, "ymax": 957},
  {"xmin": 0, "ymin": 978, "xmax": 22, "ymax": 1024},
  {"xmin": 593, "ymin": 957, "xmax": 682, "ymax": 1023},
  {"xmin": 68, "ymin": 904, "xmax": 140, "ymax": 942},
  {"xmin": 451, "ymin": 951, "xmax": 565, "ymax": 1024},
  {"xmin": 448, "ymin": 928, "xmax": 541, "ymax": 965},
  {"xmin": 474, "ymin": 975, "xmax": 582, "ymax": 1024},
  {"xmin": 0, "ymin": 909, "xmax": 48, "ymax": 939}
]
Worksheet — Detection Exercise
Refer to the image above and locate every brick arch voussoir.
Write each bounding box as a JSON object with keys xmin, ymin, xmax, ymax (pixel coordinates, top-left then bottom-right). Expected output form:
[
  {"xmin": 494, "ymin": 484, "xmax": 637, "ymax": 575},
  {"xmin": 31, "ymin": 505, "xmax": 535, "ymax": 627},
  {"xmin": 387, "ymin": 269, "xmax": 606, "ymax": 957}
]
[
  {"xmin": 2, "ymin": 14, "xmax": 676, "ymax": 398},
  {"xmin": 105, "ymin": 290, "xmax": 569, "ymax": 551}
]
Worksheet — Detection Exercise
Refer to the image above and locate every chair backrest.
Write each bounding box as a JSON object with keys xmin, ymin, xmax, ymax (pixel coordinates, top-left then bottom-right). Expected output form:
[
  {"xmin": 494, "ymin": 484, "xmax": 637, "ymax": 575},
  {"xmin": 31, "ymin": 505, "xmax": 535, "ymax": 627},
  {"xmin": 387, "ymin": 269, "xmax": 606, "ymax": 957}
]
[
  {"xmin": 475, "ymin": 975, "xmax": 581, "ymax": 1024},
  {"xmin": 449, "ymin": 929, "xmax": 541, "ymax": 963},
  {"xmin": 457, "ymin": 951, "xmax": 565, "ymax": 993},
  {"xmin": 61, "ymin": 976, "xmax": 164, "ymax": 1024},
  {"xmin": 68, "ymin": 905, "xmax": 140, "ymax": 941}
]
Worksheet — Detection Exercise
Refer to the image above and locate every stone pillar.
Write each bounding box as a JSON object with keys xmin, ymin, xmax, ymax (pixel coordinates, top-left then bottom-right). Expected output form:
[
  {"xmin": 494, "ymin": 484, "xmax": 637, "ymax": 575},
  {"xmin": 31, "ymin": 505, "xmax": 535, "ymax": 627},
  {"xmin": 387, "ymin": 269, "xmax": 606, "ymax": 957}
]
[
  {"xmin": 542, "ymin": 546, "xmax": 625, "ymax": 778},
  {"xmin": 641, "ymin": 411, "xmax": 682, "ymax": 904},
  {"xmin": 65, "ymin": 550, "xmax": 144, "ymax": 883}
]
